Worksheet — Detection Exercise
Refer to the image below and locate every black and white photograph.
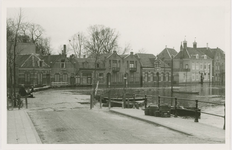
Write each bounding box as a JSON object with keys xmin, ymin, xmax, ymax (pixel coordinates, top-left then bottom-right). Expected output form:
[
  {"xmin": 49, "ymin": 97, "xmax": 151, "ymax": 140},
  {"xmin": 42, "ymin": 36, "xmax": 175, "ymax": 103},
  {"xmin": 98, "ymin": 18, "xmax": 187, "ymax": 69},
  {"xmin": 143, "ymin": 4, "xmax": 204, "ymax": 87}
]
[{"xmin": 0, "ymin": 0, "xmax": 231, "ymax": 149}]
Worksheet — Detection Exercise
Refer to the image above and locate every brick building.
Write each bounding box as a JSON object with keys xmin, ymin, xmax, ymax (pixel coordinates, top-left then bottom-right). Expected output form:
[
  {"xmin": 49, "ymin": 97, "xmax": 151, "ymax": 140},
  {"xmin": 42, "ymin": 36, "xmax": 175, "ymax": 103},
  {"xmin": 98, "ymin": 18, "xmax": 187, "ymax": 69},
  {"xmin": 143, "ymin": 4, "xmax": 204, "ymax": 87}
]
[
  {"xmin": 173, "ymin": 40, "xmax": 212, "ymax": 84},
  {"xmin": 197, "ymin": 46, "xmax": 225, "ymax": 85},
  {"xmin": 16, "ymin": 53, "xmax": 51, "ymax": 86},
  {"xmin": 157, "ymin": 46, "xmax": 177, "ymax": 66}
]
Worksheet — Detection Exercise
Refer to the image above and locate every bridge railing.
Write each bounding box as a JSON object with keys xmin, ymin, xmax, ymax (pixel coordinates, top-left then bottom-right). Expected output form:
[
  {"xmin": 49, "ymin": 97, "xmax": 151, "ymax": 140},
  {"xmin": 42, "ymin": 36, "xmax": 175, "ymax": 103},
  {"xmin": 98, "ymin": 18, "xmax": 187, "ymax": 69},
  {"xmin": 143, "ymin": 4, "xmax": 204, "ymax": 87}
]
[{"xmin": 158, "ymin": 95, "xmax": 225, "ymax": 130}]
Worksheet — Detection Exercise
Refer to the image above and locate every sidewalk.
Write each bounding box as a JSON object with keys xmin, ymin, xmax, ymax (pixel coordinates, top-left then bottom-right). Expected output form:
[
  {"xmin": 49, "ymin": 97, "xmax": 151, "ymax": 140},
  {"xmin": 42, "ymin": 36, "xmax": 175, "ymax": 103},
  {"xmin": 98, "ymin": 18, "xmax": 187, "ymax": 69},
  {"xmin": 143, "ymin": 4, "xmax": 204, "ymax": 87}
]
[
  {"xmin": 110, "ymin": 108, "xmax": 225, "ymax": 143},
  {"xmin": 7, "ymin": 108, "xmax": 42, "ymax": 144}
]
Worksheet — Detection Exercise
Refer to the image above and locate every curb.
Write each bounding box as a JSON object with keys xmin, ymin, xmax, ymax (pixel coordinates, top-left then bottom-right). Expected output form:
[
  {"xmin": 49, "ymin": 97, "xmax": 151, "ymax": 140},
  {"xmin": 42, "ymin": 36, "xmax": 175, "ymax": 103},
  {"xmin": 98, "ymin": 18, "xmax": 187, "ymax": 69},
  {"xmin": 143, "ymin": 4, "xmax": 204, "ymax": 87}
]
[
  {"xmin": 24, "ymin": 110, "xmax": 42, "ymax": 144},
  {"xmin": 110, "ymin": 109, "xmax": 193, "ymax": 136}
]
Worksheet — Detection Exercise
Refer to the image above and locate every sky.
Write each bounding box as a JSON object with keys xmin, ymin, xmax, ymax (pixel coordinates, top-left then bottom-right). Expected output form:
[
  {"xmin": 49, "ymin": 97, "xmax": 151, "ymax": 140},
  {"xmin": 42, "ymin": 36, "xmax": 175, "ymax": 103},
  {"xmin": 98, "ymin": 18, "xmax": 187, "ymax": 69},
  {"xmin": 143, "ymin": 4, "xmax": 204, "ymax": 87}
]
[{"xmin": 5, "ymin": 0, "xmax": 230, "ymax": 56}]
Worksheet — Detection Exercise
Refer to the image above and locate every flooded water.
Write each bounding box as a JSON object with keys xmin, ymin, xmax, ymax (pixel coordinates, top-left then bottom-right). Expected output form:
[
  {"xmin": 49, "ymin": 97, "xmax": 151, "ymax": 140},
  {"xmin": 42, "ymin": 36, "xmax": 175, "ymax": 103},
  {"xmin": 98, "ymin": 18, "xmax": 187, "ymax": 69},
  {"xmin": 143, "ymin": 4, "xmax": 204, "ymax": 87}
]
[{"xmin": 141, "ymin": 84, "xmax": 225, "ymax": 129}]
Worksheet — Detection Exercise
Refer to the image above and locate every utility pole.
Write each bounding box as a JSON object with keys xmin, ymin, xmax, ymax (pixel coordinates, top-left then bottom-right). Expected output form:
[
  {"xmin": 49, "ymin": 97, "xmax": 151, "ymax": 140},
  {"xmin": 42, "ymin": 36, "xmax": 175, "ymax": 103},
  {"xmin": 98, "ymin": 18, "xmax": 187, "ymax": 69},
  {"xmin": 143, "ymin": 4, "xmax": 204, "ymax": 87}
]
[
  {"xmin": 171, "ymin": 56, "xmax": 173, "ymax": 94},
  {"xmin": 171, "ymin": 55, "xmax": 174, "ymax": 105}
]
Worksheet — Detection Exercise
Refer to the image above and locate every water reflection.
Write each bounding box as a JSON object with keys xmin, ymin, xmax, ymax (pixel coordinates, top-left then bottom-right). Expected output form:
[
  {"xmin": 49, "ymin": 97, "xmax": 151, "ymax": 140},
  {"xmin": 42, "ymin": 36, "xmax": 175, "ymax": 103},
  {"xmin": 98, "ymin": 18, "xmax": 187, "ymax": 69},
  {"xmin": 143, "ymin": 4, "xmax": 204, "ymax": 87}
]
[{"xmin": 142, "ymin": 84, "xmax": 225, "ymax": 108}]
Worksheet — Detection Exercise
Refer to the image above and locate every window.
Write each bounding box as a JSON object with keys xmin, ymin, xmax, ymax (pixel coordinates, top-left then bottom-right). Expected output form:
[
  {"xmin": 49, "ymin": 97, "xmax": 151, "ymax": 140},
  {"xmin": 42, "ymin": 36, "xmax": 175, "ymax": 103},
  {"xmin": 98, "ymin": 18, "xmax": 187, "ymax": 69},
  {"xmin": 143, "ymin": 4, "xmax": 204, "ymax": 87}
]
[
  {"xmin": 38, "ymin": 73, "xmax": 43, "ymax": 84},
  {"xmin": 185, "ymin": 64, "xmax": 189, "ymax": 69},
  {"xmin": 144, "ymin": 72, "xmax": 148, "ymax": 82},
  {"xmin": 196, "ymin": 54, "xmax": 199, "ymax": 59},
  {"xmin": 200, "ymin": 64, "xmax": 203, "ymax": 70},
  {"xmin": 192, "ymin": 74, "xmax": 195, "ymax": 81},
  {"xmin": 147, "ymin": 72, "xmax": 150, "ymax": 82},
  {"xmin": 167, "ymin": 73, "xmax": 169, "ymax": 81},
  {"xmin": 96, "ymin": 63, "xmax": 100, "ymax": 68},
  {"xmin": 55, "ymin": 74, "xmax": 59, "ymax": 82},
  {"xmin": 38, "ymin": 60, "xmax": 43, "ymax": 67},
  {"xmin": 151, "ymin": 72, "xmax": 154, "ymax": 81},
  {"xmin": 61, "ymin": 60, "xmax": 65, "ymax": 68},
  {"xmin": 192, "ymin": 63, "xmax": 195, "ymax": 70},
  {"xmin": 204, "ymin": 55, "xmax": 207, "ymax": 59},
  {"xmin": 63, "ymin": 74, "xmax": 68, "ymax": 82},
  {"xmin": 112, "ymin": 60, "xmax": 117, "ymax": 68},
  {"xmin": 130, "ymin": 61, "xmax": 135, "ymax": 68},
  {"xmin": 25, "ymin": 73, "xmax": 30, "ymax": 83},
  {"xmin": 204, "ymin": 64, "xmax": 206, "ymax": 70}
]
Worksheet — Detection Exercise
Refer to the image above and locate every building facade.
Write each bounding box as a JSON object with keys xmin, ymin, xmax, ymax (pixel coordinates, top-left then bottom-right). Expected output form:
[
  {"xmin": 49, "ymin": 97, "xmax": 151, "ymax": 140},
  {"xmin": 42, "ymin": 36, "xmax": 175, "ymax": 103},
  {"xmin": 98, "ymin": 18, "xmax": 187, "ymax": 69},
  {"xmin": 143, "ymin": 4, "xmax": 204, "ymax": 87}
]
[
  {"xmin": 136, "ymin": 53, "xmax": 171, "ymax": 87},
  {"xmin": 173, "ymin": 40, "xmax": 212, "ymax": 84}
]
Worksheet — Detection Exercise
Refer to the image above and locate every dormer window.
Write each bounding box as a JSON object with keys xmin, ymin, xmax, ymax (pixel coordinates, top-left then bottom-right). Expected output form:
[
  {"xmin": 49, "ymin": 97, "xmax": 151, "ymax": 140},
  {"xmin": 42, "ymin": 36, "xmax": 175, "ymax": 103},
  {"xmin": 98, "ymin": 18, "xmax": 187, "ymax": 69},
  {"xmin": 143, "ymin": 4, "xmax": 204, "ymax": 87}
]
[
  {"xmin": 204, "ymin": 55, "xmax": 207, "ymax": 59},
  {"xmin": 61, "ymin": 59, "xmax": 65, "ymax": 68},
  {"xmin": 38, "ymin": 60, "xmax": 44, "ymax": 67}
]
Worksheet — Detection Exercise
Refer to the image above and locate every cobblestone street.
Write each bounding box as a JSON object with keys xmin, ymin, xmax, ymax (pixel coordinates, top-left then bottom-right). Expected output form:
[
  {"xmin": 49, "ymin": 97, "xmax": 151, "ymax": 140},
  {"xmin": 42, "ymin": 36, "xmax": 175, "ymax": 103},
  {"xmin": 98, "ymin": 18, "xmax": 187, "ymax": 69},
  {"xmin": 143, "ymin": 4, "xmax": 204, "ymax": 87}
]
[{"xmin": 25, "ymin": 88, "xmax": 220, "ymax": 144}]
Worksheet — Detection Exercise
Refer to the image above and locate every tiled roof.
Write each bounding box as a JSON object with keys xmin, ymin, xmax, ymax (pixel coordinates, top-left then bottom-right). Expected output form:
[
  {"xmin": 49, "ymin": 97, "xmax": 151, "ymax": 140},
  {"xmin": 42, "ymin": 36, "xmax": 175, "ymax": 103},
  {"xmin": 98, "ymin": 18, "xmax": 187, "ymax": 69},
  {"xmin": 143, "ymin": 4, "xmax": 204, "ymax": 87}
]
[
  {"xmin": 155, "ymin": 58, "xmax": 170, "ymax": 68},
  {"xmin": 196, "ymin": 47, "xmax": 214, "ymax": 59},
  {"xmin": 166, "ymin": 48, "xmax": 178, "ymax": 57},
  {"xmin": 41, "ymin": 55, "xmax": 65, "ymax": 67},
  {"xmin": 16, "ymin": 54, "xmax": 50, "ymax": 68},
  {"xmin": 15, "ymin": 55, "xmax": 31, "ymax": 67},
  {"xmin": 174, "ymin": 47, "xmax": 208, "ymax": 59},
  {"xmin": 135, "ymin": 53, "xmax": 156, "ymax": 67},
  {"xmin": 197, "ymin": 47, "xmax": 224, "ymax": 59}
]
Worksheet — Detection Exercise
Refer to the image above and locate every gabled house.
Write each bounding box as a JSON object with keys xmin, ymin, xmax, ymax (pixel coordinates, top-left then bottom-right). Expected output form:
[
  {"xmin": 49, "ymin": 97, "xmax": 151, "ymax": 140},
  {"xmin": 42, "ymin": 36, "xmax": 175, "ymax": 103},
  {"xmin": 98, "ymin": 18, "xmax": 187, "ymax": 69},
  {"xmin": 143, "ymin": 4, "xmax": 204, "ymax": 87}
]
[
  {"xmin": 42, "ymin": 45, "xmax": 77, "ymax": 87},
  {"xmin": 75, "ymin": 57, "xmax": 106, "ymax": 86},
  {"xmin": 197, "ymin": 47, "xmax": 225, "ymax": 85},
  {"xmin": 121, "ymin": 52, "xmax": 141, "ymax": 87},
  {"xmin": 153, "ymin": 59, "xmax": 171, "ymax": 87},
  {"xmin": 173, "ymin": 40, "xmax": 212, "ymax": 84},
  {"xmin": 157, "ymin": 46, "xmax": 177, "ymax": 66},
  {"xmin": 102, "ymin": 51, "xmax": 123, "ymax": 88},
  {"xmin": 15, "ymin": 53, "xmax": 51, "ymax": 86},
  {"xmin": 136, "ymin": 53, "xmax": 171, "ymax": 87}
]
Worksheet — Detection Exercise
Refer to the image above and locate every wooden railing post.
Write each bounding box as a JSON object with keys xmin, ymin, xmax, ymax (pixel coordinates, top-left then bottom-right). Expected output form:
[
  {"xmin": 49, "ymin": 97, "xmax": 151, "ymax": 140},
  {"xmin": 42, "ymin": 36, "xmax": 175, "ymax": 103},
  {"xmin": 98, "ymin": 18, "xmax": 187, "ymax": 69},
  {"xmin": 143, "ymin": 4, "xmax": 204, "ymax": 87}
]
[
  {"xmin": 174, "ymin": 97, "xmax": 177, "ymax": 117},
  {"xmin": 90, "ymin": 94, "xmax": 93, "ymax": 109},
  {"xmin": 25, "ymin": 96, "xmax": 28, "ymax": 109},
  {"xmin": 108, "ymin": 90, "xmax": 111, "ymax": 109},
  {"xmin": 133, "ymin": 94, "xmax": 135, "ymax": 109},
  {"xmin": 144, "ymin": 95, "xmax": 147, "ymax": 109},
  {"xmin": 223, "ymin": 103, "xmax": 225, "ymax": 130},
  {"xmin": 122, "ymin": 92, "xmax": 125, "ymax": 109},
  {"xmin": 194, "ymin": 100, "xmax": 199, "ymax": 122},
  {"xmin": 100, "ymin": 95, "xmax": 102, "ymax": 109}
]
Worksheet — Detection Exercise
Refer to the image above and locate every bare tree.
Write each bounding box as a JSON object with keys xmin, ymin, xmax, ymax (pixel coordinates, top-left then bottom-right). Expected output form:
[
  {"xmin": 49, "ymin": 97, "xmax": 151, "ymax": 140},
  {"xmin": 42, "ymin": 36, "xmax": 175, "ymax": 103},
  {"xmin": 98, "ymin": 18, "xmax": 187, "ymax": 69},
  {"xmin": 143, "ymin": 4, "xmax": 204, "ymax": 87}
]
[
  {"xmin": 137, "ymin": 48, "xmax": 146, "ymax": 53},
  {"xmin": 27, "ymin": 23, "xmax": 44, "ymax": 43},
  {"xmin": 85, "ymin": 25, "xmax": 119, "ymax": 96},
  {"xmin": 36, "ymin": 37, "xmax": 52, "ymax": 55},
  {"xmin": 69, "ymin": 32, "xmax": 86, "ymax": 58},
  {"xmin": 6, "ymin": 8, "xmax": 23, "ymax": 107},
  {"xmin": 121, "ymin": 43, "xmax": 131, "ymax": 55}
]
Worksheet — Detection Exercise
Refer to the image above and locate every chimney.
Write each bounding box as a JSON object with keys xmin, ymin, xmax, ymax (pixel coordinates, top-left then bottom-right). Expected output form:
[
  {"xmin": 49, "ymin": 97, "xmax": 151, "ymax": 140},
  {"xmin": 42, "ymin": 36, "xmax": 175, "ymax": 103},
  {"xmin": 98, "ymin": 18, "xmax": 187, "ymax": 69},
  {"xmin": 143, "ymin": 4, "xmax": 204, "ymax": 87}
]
[
  {"xmin": 130, "ymin": 52, "xmax": 133, "ymax": 55},
  {"xmin": 63, "ymin": 44, "xmax": 66, "ymax": 56},
  {"xmin": 206, "ymin": 43, "xmax": 208, "ymax": 49},
  {"xmin": 193, "ymin": 37, "xmax": 197, "ymax": 48}
]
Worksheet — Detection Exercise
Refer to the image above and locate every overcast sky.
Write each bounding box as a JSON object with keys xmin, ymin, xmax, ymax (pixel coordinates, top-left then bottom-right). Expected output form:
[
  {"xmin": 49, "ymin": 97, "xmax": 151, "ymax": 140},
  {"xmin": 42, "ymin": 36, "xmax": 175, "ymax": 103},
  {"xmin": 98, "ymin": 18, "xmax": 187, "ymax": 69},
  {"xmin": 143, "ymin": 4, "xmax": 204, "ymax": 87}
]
[{"xmin": 5, "ymin": 0, "xmax": 229, "ymax": 56}]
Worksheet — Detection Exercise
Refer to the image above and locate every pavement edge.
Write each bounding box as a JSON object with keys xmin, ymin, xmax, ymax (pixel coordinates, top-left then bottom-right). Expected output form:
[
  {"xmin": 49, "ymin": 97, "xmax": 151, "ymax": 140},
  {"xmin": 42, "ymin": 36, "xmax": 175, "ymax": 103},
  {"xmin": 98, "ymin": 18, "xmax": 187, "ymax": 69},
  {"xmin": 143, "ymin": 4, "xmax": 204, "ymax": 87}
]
[{"xmin": 23, "ymin": 110, "xmax": 42, "ymax": 144}]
